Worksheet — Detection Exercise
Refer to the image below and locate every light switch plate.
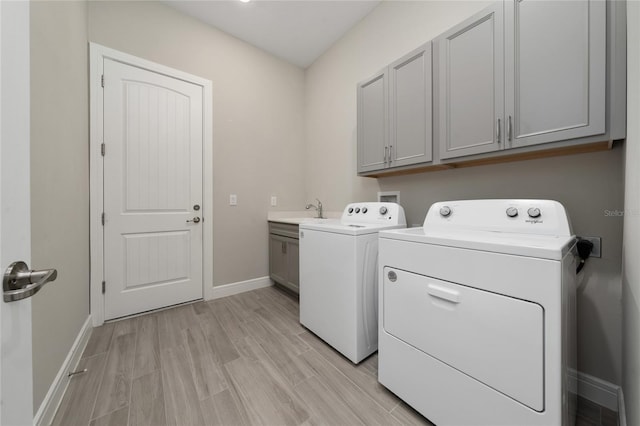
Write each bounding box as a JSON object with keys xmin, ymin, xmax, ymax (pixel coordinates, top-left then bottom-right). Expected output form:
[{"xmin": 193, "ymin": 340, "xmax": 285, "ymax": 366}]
[
  {"xmin": 270, "ymin": 196, "xmax": 277, "ymax": 207},
  {"xmin": 229, "ymin": 194, "xmax": 237, "ymax": 206}
]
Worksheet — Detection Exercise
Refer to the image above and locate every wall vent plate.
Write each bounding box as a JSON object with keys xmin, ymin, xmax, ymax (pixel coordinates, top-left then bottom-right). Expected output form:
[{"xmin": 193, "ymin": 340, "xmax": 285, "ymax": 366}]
[{"xmin": 378, "ymin": 190, "xmax": 400, "ymax": 204}]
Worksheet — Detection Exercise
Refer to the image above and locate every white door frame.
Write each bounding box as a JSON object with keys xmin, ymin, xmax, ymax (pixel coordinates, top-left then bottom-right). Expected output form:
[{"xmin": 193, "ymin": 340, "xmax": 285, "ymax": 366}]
[
  {"xmin": 89, "ymin": 43, "xmax": 213, "ymax": 326},
  {"xmin": 1, "ymin": 1, "xmax": 34, "ymax": 424}
]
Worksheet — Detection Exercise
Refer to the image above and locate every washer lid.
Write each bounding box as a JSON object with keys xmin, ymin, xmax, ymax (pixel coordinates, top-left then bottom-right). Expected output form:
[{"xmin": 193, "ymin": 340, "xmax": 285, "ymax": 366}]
[{"xmin": 379, "ymin": 227, "xmax": 576, "ymax": 260}]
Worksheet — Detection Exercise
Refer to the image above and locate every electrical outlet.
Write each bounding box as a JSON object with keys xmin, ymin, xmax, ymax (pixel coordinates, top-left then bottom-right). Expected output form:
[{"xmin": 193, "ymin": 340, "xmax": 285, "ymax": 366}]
[
  {"xmin": 581, "ymin": 236, "xmax": 601, "ymax": 258},
  {"xmin": 229, "ymin": 194, "xmax": 237, "ymax": 206},
  {"xmin": 270, "ymin": 196, "xmax": 277, "ymax": 207}
]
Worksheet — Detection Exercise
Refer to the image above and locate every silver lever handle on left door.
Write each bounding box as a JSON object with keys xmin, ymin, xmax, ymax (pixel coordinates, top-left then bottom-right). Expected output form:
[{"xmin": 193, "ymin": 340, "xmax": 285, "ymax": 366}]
[
  {"xmin": 3, "ymin": 261, "xmax": 57, "ymax": 303},
  {"xmin": 186, "ymin": 217, "xmax": 201, "ymax": 223}
]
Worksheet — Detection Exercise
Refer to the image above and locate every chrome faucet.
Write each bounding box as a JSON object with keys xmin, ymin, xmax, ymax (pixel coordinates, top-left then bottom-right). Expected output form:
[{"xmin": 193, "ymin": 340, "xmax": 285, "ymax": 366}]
[{"xmin": 305, "ymin": 198, "xmax": 324, "ymax": 219}]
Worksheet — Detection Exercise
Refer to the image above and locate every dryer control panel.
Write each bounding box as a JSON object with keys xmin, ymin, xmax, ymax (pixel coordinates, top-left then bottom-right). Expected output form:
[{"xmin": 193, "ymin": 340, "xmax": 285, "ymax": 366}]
[
  {"xmin": 425, "ymin": 199, "xmax": 572, "ymax": 237},
  {"xmin": 343, "ymin": 202, "xmax": 406, "ymax": 226}
]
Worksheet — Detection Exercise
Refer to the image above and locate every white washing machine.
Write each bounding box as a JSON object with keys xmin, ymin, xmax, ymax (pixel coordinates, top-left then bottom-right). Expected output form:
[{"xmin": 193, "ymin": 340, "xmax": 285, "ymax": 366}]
[
  {"xmin": 378, "ymin": 199, "xmax": 577, "ymax": 426},
  {"xmin": 300, "ymin": 202, "xmax": 406, "ymax": 364}
]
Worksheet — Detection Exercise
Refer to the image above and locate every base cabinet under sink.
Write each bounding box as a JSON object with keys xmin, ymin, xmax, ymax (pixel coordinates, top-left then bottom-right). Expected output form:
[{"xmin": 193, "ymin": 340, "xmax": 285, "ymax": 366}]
[{"xmin": 268, "ymin": 222, "xmax": 300, "ymax": 294}]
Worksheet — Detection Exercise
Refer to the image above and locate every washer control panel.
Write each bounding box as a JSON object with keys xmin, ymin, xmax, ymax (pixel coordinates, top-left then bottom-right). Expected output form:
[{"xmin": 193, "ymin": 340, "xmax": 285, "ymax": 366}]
[
  {"xmin": 423, "ymin": 199, "xmax": 572, "ymax": 236},
  {"xmin": 342, "ymin": 202, "xmax": 406, "ymax": 226}
]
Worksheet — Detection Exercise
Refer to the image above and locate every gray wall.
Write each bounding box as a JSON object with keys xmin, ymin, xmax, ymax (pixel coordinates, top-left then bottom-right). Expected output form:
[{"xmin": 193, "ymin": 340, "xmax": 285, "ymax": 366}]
[
  {"xmin": 304, "ymin": 1, "xmax": 624, "ymax": 384},
  {"xmin": 623, "ymin": 1, "xmax": 639, "ymax": 424},
  {"xmin": 87, "ymin": 1, "xmax": 307, "ymax": 288},
  {"xmin": 30, "ymin": 1, "xmax": 90, "ymax": 413}
]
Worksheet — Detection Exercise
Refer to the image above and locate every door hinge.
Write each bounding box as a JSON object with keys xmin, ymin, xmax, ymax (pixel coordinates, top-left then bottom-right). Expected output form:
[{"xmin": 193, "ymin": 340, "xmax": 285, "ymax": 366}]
[
  {"xmin": 101, "ymin": 143, "xmax": 105, "ymax": 156},
  {"xmin": 101, "ymin": 75, "xmax": 104, "ymax": 88},
  {"xmin": 101, "ymin": 280, "xmax": 105, "ymax": 294},
  {"xmin": 101, "ymin": 212, "xmax": 105, "ymax": 226}
]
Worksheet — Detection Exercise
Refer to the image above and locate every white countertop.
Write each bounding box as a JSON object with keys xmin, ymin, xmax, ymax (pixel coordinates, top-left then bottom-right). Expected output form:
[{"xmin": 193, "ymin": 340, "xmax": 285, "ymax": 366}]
[{"xmin": 267, "ymin": 210, "xmax": 341, "ymax": 225}]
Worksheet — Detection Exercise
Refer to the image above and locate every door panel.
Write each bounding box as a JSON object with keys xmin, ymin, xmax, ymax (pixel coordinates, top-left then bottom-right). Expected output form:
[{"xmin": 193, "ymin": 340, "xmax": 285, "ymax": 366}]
[
  {"xmin": 123, "ymin": 82, "xmax": 191, "ymax": 212},
  {"xmin": 357, "ymin": 71, "xmax": 387, "ymax": 173},
  {"xmin": 123, "ymin": 231, "xmax": 190, "ymax": 288},
  {"xmin": 437, "ymin": 3, "xmax": 504, "ymax": 159},
  {"xmin": 269, "ymin": 234, "xmax": 287, "ymax": 285},
  {"xmin": 505, "ymin": 0, "xmax": 606, "ymax": 147},
  {"xmin": 287, "ymin": 238, "xmax": 299, "ymax": 291},
  {"xmin": 383, "ymin": 268, "xmax": 544, "ymax": 411},
  {"xmin": 0, "ymin": 2, "xmax": 34, "ymax": 423},
  {"xmin": 389, "ymin": 43, "xmax": 433, "ymax": 167},
  {"xmin": 104, "ymin": 58, "xmax": 203, "ymax": 320}
]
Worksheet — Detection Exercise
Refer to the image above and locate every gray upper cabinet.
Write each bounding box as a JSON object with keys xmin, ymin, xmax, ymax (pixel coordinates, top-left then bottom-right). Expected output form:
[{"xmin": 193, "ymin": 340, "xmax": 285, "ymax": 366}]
[
  {"xmin": 505, "ymin": 0, "xmax": 606, "ymax": 149},
  {"xmin": 358, "ymin": 43, "xmax": 433, "ymax": 174},
  {"xmin": 389, "ymin": 43, "xmax": 433, "ymax": 168},
  {"xmin": 358, "ymin": 0, "xmax": 623, "ymax": 176},
  {"xmin": 436, "ymin": 3, "xmax": 505, "ymax": 160},
  {"xmin": 357, "ymin": 70, "xmax": 388, "ymax": 173}
]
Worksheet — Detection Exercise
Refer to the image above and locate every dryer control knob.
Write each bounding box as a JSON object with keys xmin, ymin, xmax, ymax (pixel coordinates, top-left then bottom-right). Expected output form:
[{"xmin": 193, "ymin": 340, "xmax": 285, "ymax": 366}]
[
  {"xmin": 527, "ymin": 207, "xmax": 541, "ymax": 218},
  {"xmin": 348, "ymin": 207, "xmax": 354, "ymax": 214},
  {"xmin": 362, "ymin": 207, "xmax": 368, "ymax": 214},
  {"xmin": 379, "ymin": 206, "xmax": 388, "ymax": 215},
  {"xmin": 439, "ymin": 206, "xmax": 452, "ymax": 217},
  {"xmin": 355, "ymin": 207, "xmax": 361, "ymax": 213},
  {"xmin": 506, "ymin": 207, "xmax": 518, "ymax": 218}
]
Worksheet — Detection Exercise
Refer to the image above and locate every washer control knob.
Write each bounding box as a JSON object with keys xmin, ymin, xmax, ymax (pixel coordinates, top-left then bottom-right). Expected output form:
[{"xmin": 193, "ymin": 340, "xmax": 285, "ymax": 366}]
[
  {"xmin": 527, "ymin": 207, "xmax": 541, "ymax": 218},
  {"xmin": 348, "ymin": 207, "xmax": 354, "ymax": 214},
  {"xmin": 379, "ymin": 206, "xmax": 388, "ymax": 215},
  {"xmin": 362, "ymin": 207, "xmax": 368, "ymax": 214},
  {"xmin": 387, "ymin": 270, "xmax": 397, "ymax": 282},
  {"xmin": 439, "ymin": 206, "xmax": 452, "ymax": 217},
  {"xmin": 506, "ymin": 207, "xmax": 518, "ymax": 218},
  {"xmin": 355, "ymin": 207, "xmax": 361, "ymax": 213}
]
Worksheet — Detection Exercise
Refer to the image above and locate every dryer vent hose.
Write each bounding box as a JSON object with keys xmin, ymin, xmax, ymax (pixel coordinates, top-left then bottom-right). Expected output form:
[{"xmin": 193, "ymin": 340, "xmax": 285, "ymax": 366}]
[{"xmin": 576, "ymin": 238, "xmax": 595, "ymax": 274}]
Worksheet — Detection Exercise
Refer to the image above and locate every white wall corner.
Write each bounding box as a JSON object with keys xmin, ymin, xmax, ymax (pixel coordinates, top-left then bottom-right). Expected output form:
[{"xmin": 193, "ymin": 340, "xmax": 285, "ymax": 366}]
[
  {"xmin": 577, "ymin": 371, "xmax": 620, "ymax": 412},
  {"xmin": 207, "ymin": 276, "xmax": 273, "ymax": 301},
  {"xmin": 34, "ymin": 316, "xmax": 92, "ymax": 426}
]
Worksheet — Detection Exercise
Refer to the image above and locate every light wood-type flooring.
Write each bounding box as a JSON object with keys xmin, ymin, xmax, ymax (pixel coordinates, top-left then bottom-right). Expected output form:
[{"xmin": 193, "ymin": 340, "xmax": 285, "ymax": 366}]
[{"xmin": 52, "ymin": 286, "xmax": 433, "ymax": 426}]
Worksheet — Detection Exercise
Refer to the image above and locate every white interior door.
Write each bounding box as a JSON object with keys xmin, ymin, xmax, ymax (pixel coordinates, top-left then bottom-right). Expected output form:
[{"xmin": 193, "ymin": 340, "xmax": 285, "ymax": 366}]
[
  {"xmin": 1, "ymin": 2, "xmax": 34, "ymax": 424},
  {"xmin": 103, "ymin": 58, "xmax": 204, "ymax": 320}
]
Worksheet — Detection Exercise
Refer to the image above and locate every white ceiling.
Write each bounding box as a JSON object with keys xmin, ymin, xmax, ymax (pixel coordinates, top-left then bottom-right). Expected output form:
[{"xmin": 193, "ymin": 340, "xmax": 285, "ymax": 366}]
[{"xmin": 163, "ymin": 0, "xmax": 381, "ymax": 68}]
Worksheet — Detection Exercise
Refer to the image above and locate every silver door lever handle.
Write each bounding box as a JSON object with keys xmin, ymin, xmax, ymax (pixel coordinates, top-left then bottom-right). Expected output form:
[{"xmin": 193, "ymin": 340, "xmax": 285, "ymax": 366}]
[
  {"xmin": 186, "ymin": 217, "xmax": 201, "ymax": 223},
  {"xmin": 3, "ymin": 261, "xmax": 57, "ymax": 302}
]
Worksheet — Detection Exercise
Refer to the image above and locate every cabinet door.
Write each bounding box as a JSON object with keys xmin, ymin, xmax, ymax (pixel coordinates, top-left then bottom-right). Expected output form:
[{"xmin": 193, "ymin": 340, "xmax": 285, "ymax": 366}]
[
  {"xmin": 269, "ymin": 234, "xmax": 287, "ymax": 285},
  {"xmin": 436, "ymin": 3, "xmax": 505, "ymax": 160},
  {"xmin": 286, "ymin": 238, "xmax": 299, "ymax": 292},
  {"xmin": 389, "ymin": 43, "xmax": 433, "ymax": 168},
  {"xmin": 357, "ymin": 70, "xmax": 388, "ymax": 173},
  {"xmin": 505, "ymin": 0, "xmax": 605, "ymax": 149}
]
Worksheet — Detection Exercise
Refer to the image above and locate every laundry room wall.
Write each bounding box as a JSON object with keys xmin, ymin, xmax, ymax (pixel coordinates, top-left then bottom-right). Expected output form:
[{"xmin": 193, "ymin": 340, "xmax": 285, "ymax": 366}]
[
  {"xmin": 304, "ymin": 0, "xmax": 624, "ymax": 386},
  {"xmin": 622, "ymin": 1, "xmax": 640, "ymax": 424},
  {"xmin": 30, "ymin": 0, "xmax": 90, "ymax": 414},
  {"xmin": 87, "ymin": 1, "xmax": 307, "ymax": 288}
]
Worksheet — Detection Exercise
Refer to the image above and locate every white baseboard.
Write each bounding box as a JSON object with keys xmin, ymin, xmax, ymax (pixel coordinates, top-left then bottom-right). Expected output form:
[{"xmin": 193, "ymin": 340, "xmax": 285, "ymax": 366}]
[
  {"xmin": 618, "ymin": 387, "xmax": 627, "ymax": 426},
  {"xmin": 577, "ymin": 371, "xmax": 620, "ymax": 412},
  {"xmin": 206, "ymin": 276, "xmax": 273, "ymax": 300},
  {"xmin": 34, "ymin": 315, "xmax": 93, "ymax": 426}
]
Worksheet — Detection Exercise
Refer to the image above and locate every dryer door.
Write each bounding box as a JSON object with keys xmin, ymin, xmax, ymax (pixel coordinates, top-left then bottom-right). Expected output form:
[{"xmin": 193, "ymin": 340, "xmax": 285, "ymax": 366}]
[{"xmin": 383, "ymin": 267, "xmax": 544, "ymax": 411}]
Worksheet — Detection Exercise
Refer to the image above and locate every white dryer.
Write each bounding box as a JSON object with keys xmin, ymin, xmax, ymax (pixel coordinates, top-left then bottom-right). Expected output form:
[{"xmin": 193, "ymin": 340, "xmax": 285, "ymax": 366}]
[
  {"xmin": 378, "ymin": 199, "xmax": 577, "ymax": 426},
  {"xmin": 300, "ymin": 202, "xmax": 406, "ymax": 364}
]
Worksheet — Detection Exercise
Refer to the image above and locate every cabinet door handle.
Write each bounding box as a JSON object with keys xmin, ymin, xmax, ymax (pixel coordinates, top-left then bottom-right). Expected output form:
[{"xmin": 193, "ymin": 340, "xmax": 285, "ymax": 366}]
[
  {"xmin": 389, "ymin": 145, "xmax": 393, "ymax": 164},
  {"xmin": 384, "ymin": 146, "xmax": 388, "ymax": 165},
  {"xmin": 496, "ymin": 118, "xmax": 502, "ymax": 144},
  {"xmin": 508, "ymin": 115, "xmax": 513, "ymax": 142}
]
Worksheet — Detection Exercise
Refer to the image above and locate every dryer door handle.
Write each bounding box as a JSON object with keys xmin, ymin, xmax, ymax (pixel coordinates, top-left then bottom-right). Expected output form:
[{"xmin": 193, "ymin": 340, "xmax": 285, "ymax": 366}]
[{"xmin": 427, "ymin": 284, "xmax": 460, "ymax": 304}]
